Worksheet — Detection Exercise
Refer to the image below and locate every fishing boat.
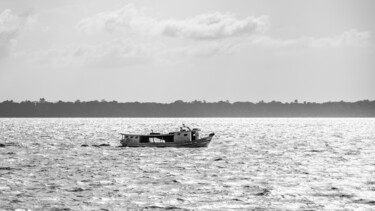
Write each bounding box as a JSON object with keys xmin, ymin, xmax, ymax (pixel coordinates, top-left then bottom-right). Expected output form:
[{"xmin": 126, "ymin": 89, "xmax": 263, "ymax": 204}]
[{"xmin": 120, "ymin": 125, "xmax": 215, "ymax": 148}]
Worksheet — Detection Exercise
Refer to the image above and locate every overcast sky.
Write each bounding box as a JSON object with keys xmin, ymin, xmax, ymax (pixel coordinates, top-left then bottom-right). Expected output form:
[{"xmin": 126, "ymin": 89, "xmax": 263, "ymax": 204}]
[{"xmin": 0, "ymin": 0, "xmax": 374, "ymax": 103}]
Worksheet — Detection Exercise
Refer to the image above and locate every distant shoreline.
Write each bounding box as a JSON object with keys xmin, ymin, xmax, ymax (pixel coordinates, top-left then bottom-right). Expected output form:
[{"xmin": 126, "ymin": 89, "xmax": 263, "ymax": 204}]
[
  {"xmin": 1, "ymin": 99, "xmax": 375, "ymax": 118},
  {"xmin": 1, "ymin": 116, "xmax": 375, "ymax": 118}
]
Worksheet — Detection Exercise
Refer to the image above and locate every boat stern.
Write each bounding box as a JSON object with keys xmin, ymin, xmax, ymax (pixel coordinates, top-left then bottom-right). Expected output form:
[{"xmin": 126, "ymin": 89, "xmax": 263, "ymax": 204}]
[{"xmin": 191, "ymin": 133, "xmax": 215, "ymax": 147}]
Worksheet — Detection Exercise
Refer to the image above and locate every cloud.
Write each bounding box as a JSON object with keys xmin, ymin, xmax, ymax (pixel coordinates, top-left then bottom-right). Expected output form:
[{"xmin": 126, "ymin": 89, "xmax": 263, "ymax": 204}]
[
  {"xmin": 160, "ymin": 13, "xmax": 268, "ymax": 40},
  {"xmin": 0, "ymin": 9, "xmax": 33, "ymax": 59},
  {"xmin": 77, "ymin": 4, "xmax": 268, "ymax": 40},
  {"xmin": 77, "ymin": 4, "xmax": 372, "ymax": 53},
  {"xmin": 27, "ymin": 5, "xmax": 372, "ymax": 68},
  {"xmin": 309, "ymin": 29, "xmax": 372, "ymax": 48},
  {"xmin": 251, "ymin": 29, "xmax": 373, "ymax": 48},
  {"xmin": 77, "ymin": 4, "xmax": 143, "ymax": 34},
  {"xmin": 28, "ymin": 29, "xmax": 371, "ymax": 68},
  {"xmin": 28, "ymin": 39, "xmax": 157, "ymax": 68},
  {"xmin": 27, "ymin": 38, "xmax": 239, "ymax": 68},
  {"xmin": 76, "ymin": 39, "xmax": 155, "ymax": 67},
  {"xmin": 163, "ymin": 41, "xmax": 237, "ymax": 59}
]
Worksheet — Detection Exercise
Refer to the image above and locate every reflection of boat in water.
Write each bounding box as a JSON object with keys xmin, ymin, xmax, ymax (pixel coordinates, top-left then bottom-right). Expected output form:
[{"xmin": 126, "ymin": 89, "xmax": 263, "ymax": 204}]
[{"xmin": 120, "ymin": 125, "xmax": 215, "ymax": 148}]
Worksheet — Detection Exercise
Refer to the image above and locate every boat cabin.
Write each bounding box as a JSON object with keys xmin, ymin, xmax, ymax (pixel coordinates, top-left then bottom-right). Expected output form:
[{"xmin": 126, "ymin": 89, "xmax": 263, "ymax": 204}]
[{"xmin": 120, "ymin": 127, "xmax": 200, "ymax": 145}]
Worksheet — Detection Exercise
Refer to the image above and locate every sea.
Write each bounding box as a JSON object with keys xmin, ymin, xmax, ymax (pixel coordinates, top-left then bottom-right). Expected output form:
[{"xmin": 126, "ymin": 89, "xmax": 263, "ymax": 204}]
[{"xmin": 1, "ymin": 118, "xmax": 375, "ymax": 210}]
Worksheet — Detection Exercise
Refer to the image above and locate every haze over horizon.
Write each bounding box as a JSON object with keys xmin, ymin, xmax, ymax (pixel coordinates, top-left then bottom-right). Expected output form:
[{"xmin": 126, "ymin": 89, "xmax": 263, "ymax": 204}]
[{"xmin": 1, "ymin": 0, "xmax": 374, "ymax": 103}]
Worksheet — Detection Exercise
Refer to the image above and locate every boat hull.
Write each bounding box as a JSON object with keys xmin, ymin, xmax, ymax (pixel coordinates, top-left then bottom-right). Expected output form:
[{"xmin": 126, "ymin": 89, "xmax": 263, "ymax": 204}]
[{"xmin": 120, "ymin": 134, "xmax": 214, "ymax": 148}]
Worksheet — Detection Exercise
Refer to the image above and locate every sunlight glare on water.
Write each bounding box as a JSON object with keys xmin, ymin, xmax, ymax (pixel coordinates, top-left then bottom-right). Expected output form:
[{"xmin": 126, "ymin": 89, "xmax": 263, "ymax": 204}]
[{"xmin": 1, "ymin": 118, "xmax": 375, "ymax": 210}]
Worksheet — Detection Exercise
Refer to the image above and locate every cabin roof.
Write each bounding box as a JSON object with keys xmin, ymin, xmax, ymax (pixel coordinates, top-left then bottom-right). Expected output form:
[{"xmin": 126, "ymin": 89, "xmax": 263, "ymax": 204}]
[{"xmin": 120, "ymin": 133, "xmax": 175, "ymax": 137}]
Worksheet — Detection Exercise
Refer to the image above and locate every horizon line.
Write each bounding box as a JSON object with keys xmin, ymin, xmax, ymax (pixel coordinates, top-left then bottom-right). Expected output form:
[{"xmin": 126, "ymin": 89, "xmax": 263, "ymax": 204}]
[{"xmin": 2, "ymin": 99, "xmax": 375, "ymax": 104}]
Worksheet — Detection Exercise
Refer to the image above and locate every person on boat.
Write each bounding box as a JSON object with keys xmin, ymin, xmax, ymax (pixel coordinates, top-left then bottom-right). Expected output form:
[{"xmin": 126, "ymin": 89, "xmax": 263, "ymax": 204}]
[{"xmin": 181, "ymin": 124, "xmax": 191, "ymax": 131}]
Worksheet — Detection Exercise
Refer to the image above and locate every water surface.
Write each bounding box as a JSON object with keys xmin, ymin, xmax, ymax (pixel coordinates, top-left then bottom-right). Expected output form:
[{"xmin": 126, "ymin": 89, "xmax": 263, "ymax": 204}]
[{"xmin": 1, "ymin": 118, "xmax": 375, "ymax": 210}]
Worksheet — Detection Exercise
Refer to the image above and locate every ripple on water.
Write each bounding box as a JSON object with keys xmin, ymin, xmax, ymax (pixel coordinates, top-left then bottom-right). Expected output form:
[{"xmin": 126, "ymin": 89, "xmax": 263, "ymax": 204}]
[{"xmin": 0, "ymin": 118, "xmax": 375, "ymax": 210}]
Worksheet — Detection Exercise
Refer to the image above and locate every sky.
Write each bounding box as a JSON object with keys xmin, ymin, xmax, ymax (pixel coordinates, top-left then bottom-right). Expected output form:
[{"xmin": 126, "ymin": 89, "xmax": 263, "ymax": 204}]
[{"xmin": 0, "ymin": 0, "xmax": 374, "ymax": 103}]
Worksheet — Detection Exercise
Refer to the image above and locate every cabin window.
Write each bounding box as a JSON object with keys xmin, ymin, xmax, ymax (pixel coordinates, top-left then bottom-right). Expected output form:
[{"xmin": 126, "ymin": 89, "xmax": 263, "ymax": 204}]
[
  {"xmin": 125, "ymin": 136, "xmax": 128, "ymax": 138},
  {"xmin": 139, "ymin": 135, "xmax": 174, "ymax": 143},
  {"xmin": 177, "ymin": 133, "xmax": 180, "ymax": 135},
  {"xmin": 164, "ymin": 136, "xmax": 174, "ymax": 142},
  {"xmin": 184, "ymin": 134, "xmax": 188, "ymax": 136},
  {"xmin": 140, "ymin": 136, "xmax": 149, "ymax": 143}
]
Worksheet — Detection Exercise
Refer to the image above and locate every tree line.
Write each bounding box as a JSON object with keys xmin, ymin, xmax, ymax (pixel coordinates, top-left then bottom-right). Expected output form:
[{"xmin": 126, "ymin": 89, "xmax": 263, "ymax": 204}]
[{"xmin": 0, "ymin": 99, "xmax": 374, "ymax": 117}]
